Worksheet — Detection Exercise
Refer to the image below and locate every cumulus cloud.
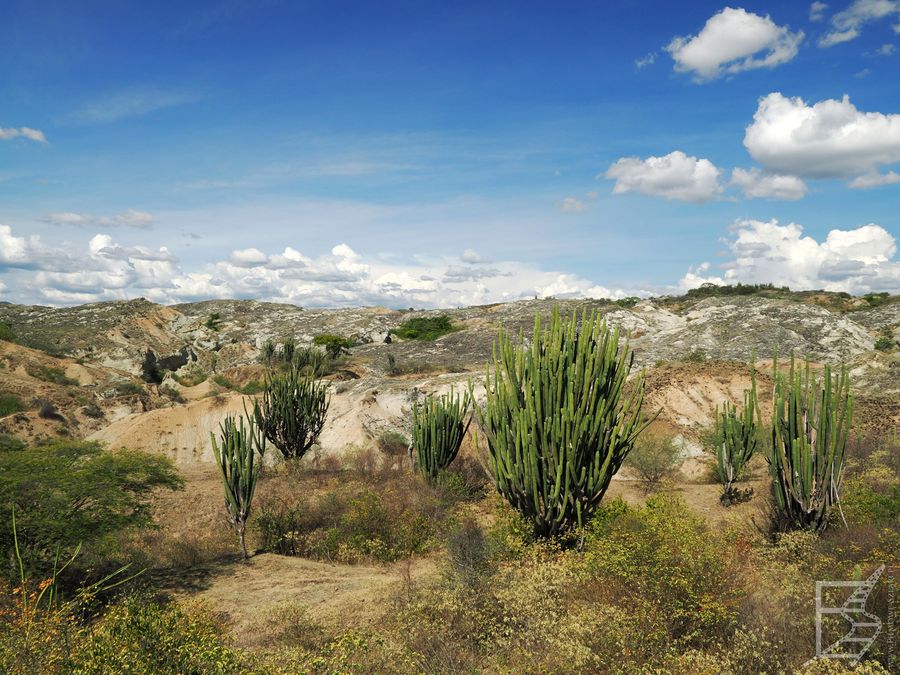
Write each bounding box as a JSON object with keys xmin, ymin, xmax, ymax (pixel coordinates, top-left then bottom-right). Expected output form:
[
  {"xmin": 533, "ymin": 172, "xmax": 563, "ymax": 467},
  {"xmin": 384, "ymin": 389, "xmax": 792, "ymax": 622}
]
[
  {"xmin": 666, "ymin": 7, "xmax": 804, "ymax": 80},
  {"xmin": 556, "ymin": 196, "xmax": 588, "ymax": 212},
  {"xmin": 680, "ymin": 219, "xmax": 900, "ymax": 293},
  {"xmin": 43, "ymin": 209, "xmax": 155, "ymax": 229},
  {"xmin": 0, "ymin": 127, "xmax": 47, "ymax": 143},
  {"xmin": 744, "ymin": 92, "xmax": 900, "ymax": 180},
  {"xmin": 876, "ymin": 42, "xmax": 896, "ymax": 54},
  {"xmin": 0, "ymin": 225, "xmax": 642, "ymax": 307},
  {"xmin": 819, "ymin": 0, "xmax": 900, "ymax": 47},
  {"xmin": 604, "ymin": 151, "xmax": 723, "ymax": 202},
  {"xmin": 848, "ymin": 171, "xmax": 900, "ymax": 188},
  {"xmin": 730, "ymin": 168, "xmax": 808, "ymax": 199},
  {"xmin": 810, "ymin": 1, "xmax": 830, "ymax": 21}
]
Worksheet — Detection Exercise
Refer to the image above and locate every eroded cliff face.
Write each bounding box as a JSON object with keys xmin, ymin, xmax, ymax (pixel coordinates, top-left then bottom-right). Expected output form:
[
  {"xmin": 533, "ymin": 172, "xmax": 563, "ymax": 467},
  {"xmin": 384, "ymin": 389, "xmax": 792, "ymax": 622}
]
[{"xmin": 1, "ymin": 293, "xmax": 897, "ymax": 465}]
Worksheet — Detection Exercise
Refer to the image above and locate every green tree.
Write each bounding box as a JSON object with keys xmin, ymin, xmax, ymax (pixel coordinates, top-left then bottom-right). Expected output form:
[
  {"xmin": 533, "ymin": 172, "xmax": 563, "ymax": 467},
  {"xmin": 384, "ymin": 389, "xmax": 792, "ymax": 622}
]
[
  {"xmin": 0, "ymin": 441, "xmax": 183, "ymax": 581},
  {"xmin": 313, "ymin": 334, "xmax": 353, "ymax": 359}
]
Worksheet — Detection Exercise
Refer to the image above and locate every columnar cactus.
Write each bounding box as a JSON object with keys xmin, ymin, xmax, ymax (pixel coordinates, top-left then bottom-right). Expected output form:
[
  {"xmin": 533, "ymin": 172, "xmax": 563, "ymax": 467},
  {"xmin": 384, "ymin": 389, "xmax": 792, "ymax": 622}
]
[
  {"xmin": 211, "ymin": 415, "xmax": 260, "ymax": 559},
  {"xmin": 253, "ymin": 364, "xmax": 329, "ymax": 460},
  {"xmin": 479, "ymin": 308, "xmax": 650, "ymax": 537},
  {"xmin": 413, "ymin": 389, "xmax": 472, "ymax": 483},
  {"xmin": 767, "ymin": 354, "xmax": 852, "ymax": 532},
  {"xmin": 714, "ymin": 366, "xmax": 760, "ymax": 505}
]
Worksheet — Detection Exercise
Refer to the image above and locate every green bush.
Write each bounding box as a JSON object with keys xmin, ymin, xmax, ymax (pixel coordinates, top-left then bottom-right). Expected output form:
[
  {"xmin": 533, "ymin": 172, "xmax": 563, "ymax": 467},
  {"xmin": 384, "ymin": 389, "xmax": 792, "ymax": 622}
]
[
  {"xmin": 313, "ymin": 334, "xmax": 353, "ymax": 359},
  {"xmin": 0, "ymin": 392, "xmax": 24, "ymax": 417},
  {"xmin": 204, "ymin": 312, "xmax": 222, "ymax": 331},
  {"xmin": 294, "ymin": 346, "xmax": 328, "ymax": 376},
  {"xmin": 0, "ymin": 434, "xmax": 25, "ymax": 453},
  {"xmin": 27, "ymin": 365, "xmax": 78, "ymax": 386},
  {"xmin": 159, "ymin": 385, "xmax": 185, "ymax": 403},
  {"xmin": 0, "ymin": 441, "xmax": 183, "ymax": 582},
  {"xmin": 69, "ymin": 595, "xmax": 241, "ymax": 673},
  {"xmin": 115, "ymin": 381, "xmax": 145, "ymax": 396},
  {"xmin": 625, "ymin": 429, "xmax": 682, "ymax": 488},
  {"xmin": 584, "ymin": 495, "xmax": 742, "ymax": 647},
  {"xmin": 0, "ymin": 323, "xmax": 13, "ymax": 342},
  {"xmin": 874, "ymin": 334, "xmax": 895, "ymax": 351},
  {"xmin": 392, "ymin": 315, "xmax": 456, "ymax": 341},
  {"xmin": 613, "ymin": 296, "xmax": 641, "ymax": 308}
]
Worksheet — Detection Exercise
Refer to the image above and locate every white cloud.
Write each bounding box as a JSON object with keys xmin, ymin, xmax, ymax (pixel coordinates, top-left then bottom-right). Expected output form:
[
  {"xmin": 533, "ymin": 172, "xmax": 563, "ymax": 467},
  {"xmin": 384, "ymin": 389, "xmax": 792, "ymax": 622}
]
[
  {"xmin": 0, "ymin": 126, "xmax": 47, "ymax": 143},
  {"xmin": 848, "ymin": 170, "xmax": 900, "ymax": 187},
  {"xmin": 460, "ymin": 249, "xmax": 483, "ymax": 264},
  {"xmin": 0, "ymin": 225, "xmax": 644, "ymax": 307},
  {"xmin": 876, "ymin": 42, "xmax": 896, "ymax": 54},
  {"xmin": 604, "ymin": 151, "xmax": 723, "ymax": 203},
  {"xmin": 730, "ymin": 168, "xmax": 808, "ymax": 199},
  {"xmin": 44, "ymin": 209, "xmax": 155, "ymax": 229},
  {"xmin": 635, "ymin": 52, "xmax": 656, "ymax": 68},
  {"xmin": 666, "ymin": 7, "xmax": 803, "ymax": 80},
  {"xmin": 820, "ymin": 0, "xmax": 900, "ymax": 47},
  {"xmin": 810, "ymin": 1, "xmax": 830, "ymax": 21},
  {"xmin": 556, "ymin": 196, "xmax": 588, "ymax": 212},
  {"xmin": 680, "ymin": 219, "xmax": 900, "ymax": 293},
  {"xmin": 744, "ymin": 92, "xmax": 900, "ymax": 180}
]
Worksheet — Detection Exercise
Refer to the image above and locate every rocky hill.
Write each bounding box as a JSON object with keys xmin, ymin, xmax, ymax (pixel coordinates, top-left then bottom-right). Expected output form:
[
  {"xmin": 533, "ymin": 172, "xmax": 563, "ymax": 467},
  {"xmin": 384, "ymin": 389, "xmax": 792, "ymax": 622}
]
[{"xmin": 1, "ymin": 290, "xmax": 897, "ymax": 467}]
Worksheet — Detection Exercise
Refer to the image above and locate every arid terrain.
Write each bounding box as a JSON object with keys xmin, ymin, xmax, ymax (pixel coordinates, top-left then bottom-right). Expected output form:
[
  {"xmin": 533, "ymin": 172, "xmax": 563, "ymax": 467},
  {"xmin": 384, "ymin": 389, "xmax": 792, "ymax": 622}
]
[{"xmin": 1, "ymin": 287, "xmax": 898, "ymax": 672}]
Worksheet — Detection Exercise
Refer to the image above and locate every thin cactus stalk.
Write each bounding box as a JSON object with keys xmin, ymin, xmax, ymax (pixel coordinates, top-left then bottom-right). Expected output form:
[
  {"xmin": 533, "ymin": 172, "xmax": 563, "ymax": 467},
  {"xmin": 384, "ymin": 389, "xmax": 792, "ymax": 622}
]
[
  {"xmin": 211, "ymin": 414, "xmax": 260, "ymax": 559},
  {"xmin": 413, "ymin": 389, "xmax": 472, "ymax": 483},
  {"xmin": 253, "ymin": 363, "xmax": 329, "ymax": 461},
  {"xmin": 767, "ymin": 353, "xmax": 852, "ymax": 532},
  {"xmin": 478, "ymin": 308, "xmax": 651, "ymax": 538},
  {"xmin": 714, "ymin": 364, "xmax": 760, "ymax": 505}
]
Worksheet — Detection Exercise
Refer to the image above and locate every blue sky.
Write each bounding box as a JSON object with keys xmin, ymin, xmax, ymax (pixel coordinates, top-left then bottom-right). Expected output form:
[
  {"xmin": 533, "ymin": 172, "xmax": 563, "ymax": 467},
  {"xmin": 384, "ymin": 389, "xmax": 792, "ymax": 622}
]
[{"xmin": 1, "ymin": 0, "xmax": 899, "ymax": 306}]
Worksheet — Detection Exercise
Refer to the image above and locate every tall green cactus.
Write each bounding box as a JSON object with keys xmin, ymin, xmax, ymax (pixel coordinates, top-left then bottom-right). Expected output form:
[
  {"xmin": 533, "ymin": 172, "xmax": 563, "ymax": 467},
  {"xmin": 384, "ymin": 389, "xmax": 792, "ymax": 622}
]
[
  {"xmin": 767, "ymin": 354, "xmax": 852, "ymax": 532},
  {"xmin": 714, "ymin": 365, "xmax": 760, "ymax": 505},
  {"xmin": 413, "ymin": 389, "xmax": 472, "ymax": 483},
  {"xmin": 211, "ymin": 414, "xmax": 260, "ymax": 559},
  {"xmin": 479, "ymin": 308, "xmax": 651, "ymax": 537},
  {"xmin": 253, "ymin": 363, "xmax": 329, "ymax": 460}
]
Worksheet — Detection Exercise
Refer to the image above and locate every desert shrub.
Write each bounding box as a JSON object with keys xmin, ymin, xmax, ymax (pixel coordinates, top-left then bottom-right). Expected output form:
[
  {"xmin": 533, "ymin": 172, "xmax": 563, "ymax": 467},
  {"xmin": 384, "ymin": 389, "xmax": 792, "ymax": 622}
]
[
  {"xmin": 159, "ymin": 384, "xmax": 185, "ymax": 403},
  {"xmin": 583, "ymin": 495, "xmax": 743, "ymax": 648},
  {"xmin": 69, "ymin": 595, "xmax": 241, "ymax": 673},
  {"xmin": 38, "ymin": 400, "xmax": 63, "ymax": 420},
  {"xmin": 0, "ymin": 392, "xmax": 24, "ymax": 417},
  {"xmin": 82, "ymin": 403, "xmax": 104, "ymax": 418},
  {"xmin": 346, "ymin": 444, "xmax": 382, "ymax": 477},
  {"xmin": 385, "ymin": 357, "xmax": 441, "ymax": 376},
  {"xmin": 683, "ymin": 348, "xmax": 707, "ymax": 363},
  {"xmin": 255, "ymin": 485, "xmax": 435, "ymax": 564},
  {"xmin": 115, "ymin": 381, "xmax": 145, "ymax": 396},
  {"xmin": 376, "ymin": 430, "xmax": 408, "ymax": 456},
  {"xmin": 171, "ymin": 363, "xmax": 209, "ymax": 388},
  {"xmin": 240, "ymin": 379, "xmax": 264, "ymax": 395},
  {"xmin": 0, "ymin": 441, "xmax": 183, "ymax": 583},
  {"xmin": 313, "ymin": 334, "xmax": 353, "ymax": 359},
  {"xmin": 613, "ymin": 296, "xmax": 641, "ymax": 308},
  {"xmin": 873, "ymin": 333, "xmax": 895, "ymax": 351},
  {"xmin": 625, "ymin": 429, "xmax": 682, "ymax": 488},
  {"xmin": 0, "ymin": 323, "xmax": 13, "ymax": 342},
  {"xmin": 435, "ymin": 456, "xmax": 488, "ymax": 500},
  {"xmin": 392, "ymin": 315, "xmax": 456, "ymax": 341},
  {"xmin": 0, "ymin": 434, "xmax": 25, "ymax": 452},
  {"xmin": 840, "ymin": 445, "xmax": 900, "ymax": 526},
  {"xmin": 26, "ymin": 364, "xmax": 78, "ymax": 386},
  {"xmin": 445, "ymin": 517, "xmax": 493, "ymax": 587}
]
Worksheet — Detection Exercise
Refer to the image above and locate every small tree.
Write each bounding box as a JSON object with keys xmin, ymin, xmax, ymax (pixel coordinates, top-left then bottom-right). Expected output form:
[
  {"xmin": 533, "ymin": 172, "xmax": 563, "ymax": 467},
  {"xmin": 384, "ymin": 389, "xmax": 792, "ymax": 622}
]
[
  {"xmin": 253, "ymin": 364, "xmax": 329, "ymax": 461},
  {"xmin": 713, "ymin": 366, "xmax": 760, "ymax": 506},
  {"xmin": 767, "ymin": 354, "xmax": 852, "ymax": 532},
  {"xmin": 313, "ymin": 334, "xmax": 353, "ymax": 360},
  {"xmin": 625, "ymin": 429, "xmax": 682, "ymax": 490},
  {"xmin": 412, "ymin": 389, "xmax": 472, "ymax": 483},
  {"xmin": 211, "ymin": 415, "xmax": 260, "ymax": 559}
]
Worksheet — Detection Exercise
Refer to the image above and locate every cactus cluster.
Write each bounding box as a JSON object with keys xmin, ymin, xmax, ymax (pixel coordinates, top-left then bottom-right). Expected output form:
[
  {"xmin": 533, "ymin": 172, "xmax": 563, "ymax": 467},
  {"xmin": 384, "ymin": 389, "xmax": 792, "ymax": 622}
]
[
  {"xmin": 252, "ymin": 364, "xmax": 329, "ymax": 460},
  {"xmin": 767, "ymin": 354, "xmax": 852, "ymax": 532},
  {"xmin": 211, "ymin": 414, "xmax": 262, "ymax": 559},
  {"xmin": 713, "ymin": 365, "xmax": 760, "ymax": 505},
  {"xmin": 412, "ymin": 389, "xmax": 472, "ymax": 483},
  {"xmin": 479, "ymin": 309, "xmax": 650, "ymax": 537}
]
